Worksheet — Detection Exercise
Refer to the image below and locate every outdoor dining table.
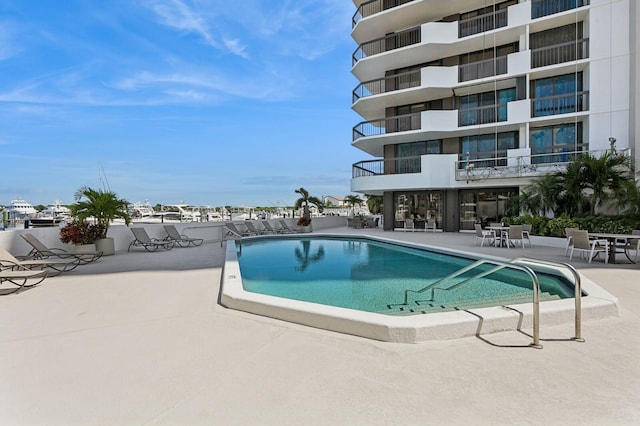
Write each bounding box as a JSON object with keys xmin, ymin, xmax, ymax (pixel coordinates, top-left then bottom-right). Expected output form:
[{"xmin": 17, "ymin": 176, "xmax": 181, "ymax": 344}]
[
  {"xmin": 588, "ymin": 232, "xmax": 638, "ymax": 264},
  {"xmin": 487, "ymin": 226, "xmax": 510, "ymax": 247}
]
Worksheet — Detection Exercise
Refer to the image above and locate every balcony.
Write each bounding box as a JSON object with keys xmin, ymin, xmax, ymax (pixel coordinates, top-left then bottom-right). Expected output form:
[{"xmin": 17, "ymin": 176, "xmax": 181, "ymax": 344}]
[
  {"xmin": 352, "ymin": 0, "xmax": 417, "ymax": 28},
  {"xmin": 531, "ymin": 91, "xmax": 589, "ymax": 117},
  {"xmin": 459, "ymin": 8, "xmax": 508, "ymax": 38},
  {"xmin": 531, "ymin": 0, "xmax": 590, "ymax": 19},
  {"xmin": 352, "ymin": 156, "xmax": 423, "ymax": 178},
  {"xmin": 458, "ymin": 56, "xmax": 508, "ymax": 82},
  {"xmin": 352, "ymin": 26, "xmax": 421, "ymax": 66},
  {"xmin": 458, "ymin": 103, "xmax": 509, "ymax": 127},
  {"xmin": 352, "ymin": 69, "xmax": 421, "ymax": 103},
  {"xmin": 531, "ymin": 39, "xmax": 589, "ymax": 68},
  {"xmin": 352, "ymin": 113, "xmax": 421, "ymax": 142}
]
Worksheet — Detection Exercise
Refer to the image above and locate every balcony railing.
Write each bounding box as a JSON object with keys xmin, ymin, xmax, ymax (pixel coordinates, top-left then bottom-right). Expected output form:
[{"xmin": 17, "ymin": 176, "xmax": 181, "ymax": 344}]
[
  {"xmin": 352, "ymin": 69, "xmax": 421, "ymax": 103},
  {"xmin": 352, "ymin": 0, "xmax": 417, "ymax": 28},
  {"xmin": 532, "ymin": 0, "xmax": 589, "ymax": 19},
  {"xmin": 458, "ymin": 56, "xmax": 508, "ymax": 82},
  {"xmin": 352, "ymin": 156, "xmax": 423, "ymax": 178},
  {"xmin": 531, "ymin": 91, "xmax": 589, "ymax": 117},
  {"xmin": 459, "ymin": 8, "xmax": 507, "ymax": 38},
  {"xmin": 353, "ymin": 26, "xmax": 421, "ymax": 65},
  {"xmin": 531, "ymin": 38, "xmax": 589, "ymax": 68},
  {"xmin": 458, "ymin": 103, "xmax": 508, "ymax": 126},
  {"xmin": 458, "ymin": 150, "xmax": 510, "ymax": 170},
  {"xmin": 353, "ymin": 112, "xmax": 421, "ymax": 141}
]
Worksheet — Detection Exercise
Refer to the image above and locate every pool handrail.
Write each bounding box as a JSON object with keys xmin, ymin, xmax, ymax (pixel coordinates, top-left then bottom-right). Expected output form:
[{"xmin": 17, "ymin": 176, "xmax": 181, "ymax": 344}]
[
  {"xmin": 511, "ymin": 258, "xmax": 584, "ymax": 342},
  {"xmin": 392, "ymin": 258, "xmax": 543, "ymax": 349}
]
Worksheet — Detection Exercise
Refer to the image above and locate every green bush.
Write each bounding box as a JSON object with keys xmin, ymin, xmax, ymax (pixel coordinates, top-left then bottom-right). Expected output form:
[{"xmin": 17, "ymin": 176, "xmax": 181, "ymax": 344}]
[{"xmin": 505, "ymin": 214, "xmax": 640, "ymax": 237}]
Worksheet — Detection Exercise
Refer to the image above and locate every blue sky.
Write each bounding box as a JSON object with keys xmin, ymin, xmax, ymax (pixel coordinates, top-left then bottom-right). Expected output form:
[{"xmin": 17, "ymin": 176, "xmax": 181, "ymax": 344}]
[{"xmin": 0, "ymin": 0, "xmax": 366, "ymax": 208}]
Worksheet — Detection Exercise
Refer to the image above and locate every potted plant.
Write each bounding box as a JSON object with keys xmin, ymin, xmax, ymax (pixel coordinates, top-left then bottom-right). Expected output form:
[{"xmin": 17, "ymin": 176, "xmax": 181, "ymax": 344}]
[
  {"xmin": 294, "ymin": 187, "xmax": 324, "ymax": 232},
  {"xmin": 69, "ymin": 186, "xmax": 131, "ymax": 255},
  {"xmin": 59, "ymin": 220, "xmax": 106, "ymax": 253}
]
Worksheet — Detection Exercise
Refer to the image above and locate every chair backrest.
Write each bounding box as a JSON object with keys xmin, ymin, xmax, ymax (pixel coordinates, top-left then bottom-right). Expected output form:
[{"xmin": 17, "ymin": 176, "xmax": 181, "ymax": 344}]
[
  {"xmin": 405, "ymin": 218, "xmax": 414, "ymax": 229},
  {"xmin": 0, "ymin": 247, "xmax": 20, "ymax": 263},
  {"xmin": 279, "ymin": 220, "xmax": 292, "ymax": 230},
  {"xmin": 509, "ymin": 225, "xmax": 523, "ymax": 239},
  {"xmin": 571, "ymin": 230, "xmax": 591, "ymax": 250},
  {"xmin": 565, "ymin": 227, "xmax": 578, "ymax": 238},
  {"xmin": 523, "ymin": 224, "xmax": 532, "ymax": 232},
  {"xmin": 262, "ymin": 221, "xmax": 275, "ymax": 231},
  {"xmin": 130, "ymin": 227, "xmax": 153, "ymax": 243},
  {"xmin": 245, "ymin": 222, "xmax": 259, "ymax": 232},
  {"xmin": 163, "ymin": 225, "xmax": 182, "ymax": 240},
  {"xmin": 427, "ymin": 218, "xmax": 436, "ymax": 227},
  {"xmin": 474, "ymin": 223, "xmax": 485, "ymax": 237},
  {"xmin": 20, "ymin": 233, "xmax": 50, "ymax": 252}
]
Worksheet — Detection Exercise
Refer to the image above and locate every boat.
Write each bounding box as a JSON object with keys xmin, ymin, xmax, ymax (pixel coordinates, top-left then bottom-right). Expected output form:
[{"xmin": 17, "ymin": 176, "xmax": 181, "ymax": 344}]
[
  {"xmin": 5, "ymin": 197, "xmax": 37, "ymax": 219},
  {"xmin": 129, "ymin": 201, "xmax": 156, "ymax": 223},
  {"xmin": 30, "ymin": 200, "xmax": 72, "ymax": 227}
]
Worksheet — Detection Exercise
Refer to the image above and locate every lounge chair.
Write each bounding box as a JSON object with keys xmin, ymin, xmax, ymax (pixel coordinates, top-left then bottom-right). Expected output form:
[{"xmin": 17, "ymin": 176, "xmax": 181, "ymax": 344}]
[
  {"xmin": 262, "ymin": 221, "xmax": 286, "ymax": 234},
  {"xmin": 20, "ymin": 233, "xmax": 102, "ymax": 264},
  {"xmin": 474, "ymin": 223, "xmax": 495, "ymax": 247},
  {"xmin": 0, "ymin": 247, "xmax": 80, "ymax": 276},
  {"xmin": 128, "ymin": 228, "xmax": 174, "ymax": 252},
  {"xmin": 569, "ymin": 230, "xmax": 608, "ymax": 264},
  {"xmin": 244, "ymin": 221, "xmax": 267, "ymax": 235},
  {"xmin": 163, "ymin": 225, "xmax": 203, "ymax": 247},
  {"xmin": 1, "ymin": 267, "xmax": 48, "ymax": 295},
  {"xmin": 224, "ymin": 222, "xmax": 256, "ymax": 238},
  {"xmin": 278, "ymin": 220, "xmax": 301, "ymax": 233}
]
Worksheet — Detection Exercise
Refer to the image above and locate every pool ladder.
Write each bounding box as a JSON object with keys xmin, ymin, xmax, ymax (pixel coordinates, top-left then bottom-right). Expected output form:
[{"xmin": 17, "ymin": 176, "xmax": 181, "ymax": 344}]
[{"xmin": 389, "ymin": 257, "xmax": 583, "ymax": 349}]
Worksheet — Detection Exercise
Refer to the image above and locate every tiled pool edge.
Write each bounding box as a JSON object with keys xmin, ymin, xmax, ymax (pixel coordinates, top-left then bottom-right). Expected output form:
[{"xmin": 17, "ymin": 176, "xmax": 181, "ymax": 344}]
[{"xmin": 220, "ymin": 235, "xmax": 620, "ymax": 343}]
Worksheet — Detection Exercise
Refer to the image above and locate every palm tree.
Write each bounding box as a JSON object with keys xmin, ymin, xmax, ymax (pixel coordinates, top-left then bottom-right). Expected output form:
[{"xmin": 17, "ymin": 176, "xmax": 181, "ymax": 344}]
[
  {"xmin": 366, "ymin": 195, "xmax": 383, "ymax": 215},
  {"xmin": 344, "ymin": 194, "xmax": 364, "ymax": 217},
  {"xmin": 579, "ymin": 151, "xmax": 632, "ymax": 215},
  {"xmin": 294, "ymin": 187, "xmax": 324, "ymax": 225},
  {"xmin": 70, "ymin": 186, "xmax": 131, "ymax": 239},
  {"xmin": 520, "ymin": 173, "xmax": 563, "ymax": 216}
]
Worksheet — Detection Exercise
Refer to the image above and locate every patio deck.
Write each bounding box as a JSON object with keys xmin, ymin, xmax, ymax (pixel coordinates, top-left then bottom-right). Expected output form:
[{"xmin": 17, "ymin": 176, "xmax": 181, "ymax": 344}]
[{"xmin": 1, "ymin": 227, "xmax": 638, "ymax": 425}]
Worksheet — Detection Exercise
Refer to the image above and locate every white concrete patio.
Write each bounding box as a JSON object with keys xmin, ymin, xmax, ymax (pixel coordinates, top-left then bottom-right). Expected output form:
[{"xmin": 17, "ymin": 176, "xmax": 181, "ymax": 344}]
[{"xmin": 1, "ymin": 226, "xmax": 639, "ymax": 425}]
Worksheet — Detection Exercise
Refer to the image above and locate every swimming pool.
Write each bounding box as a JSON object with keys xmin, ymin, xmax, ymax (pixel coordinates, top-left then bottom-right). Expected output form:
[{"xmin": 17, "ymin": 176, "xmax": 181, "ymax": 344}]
[{"xmin": 221, "ymin": 234, "xmax": 619, "ymax": 343}]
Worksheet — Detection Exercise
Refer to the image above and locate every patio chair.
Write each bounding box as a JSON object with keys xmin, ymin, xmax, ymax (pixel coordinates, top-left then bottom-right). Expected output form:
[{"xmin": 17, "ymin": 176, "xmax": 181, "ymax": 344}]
[
  {"xmin": 128, "ymin": 228, "xmax": 175, "ymax": 252},
  {"xmin": 20, "ymin": 233, "xmax": 103, "ymax": 264},
  {"xmin": 569, "ymin": 230, "xmax": 608, "ymax": 264},
  {"xmin": 522, "ymin": 224, "xmax": 532, "ymax": 247},
  {"xmin": 504, "ymin": 225, "xmax": 526, "ymax": 249},
  {"xmin": 0, "ymin": 247, "xmax": 80, "ymax": 276},
  {"xmin": 474, "ymin": 223, "xmax": 495, "ymax": 247},
  {"xmin": 1, "ymin": 267, "xmax": 48, "ymax": 295},
  {"xmin": 564, "ymin": 227, "xmax": 579, "ymax": 256},
  {"xmin": 163, "ymin": 225, "xmax": 203, "ymax": 247},
  {"xmin": 426, "ymin": 218, "xmax": 437, "ymax": 232},
  {"xmin": 403, "ymin": 219, "xmax": 415, "ymax": 232}
]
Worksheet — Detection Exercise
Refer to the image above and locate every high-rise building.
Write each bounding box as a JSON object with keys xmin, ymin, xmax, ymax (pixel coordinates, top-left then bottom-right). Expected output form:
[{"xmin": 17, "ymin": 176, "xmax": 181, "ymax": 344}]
[{"xmin": 350, "ymin": 0, "xmax": 639, "ymax": 231}]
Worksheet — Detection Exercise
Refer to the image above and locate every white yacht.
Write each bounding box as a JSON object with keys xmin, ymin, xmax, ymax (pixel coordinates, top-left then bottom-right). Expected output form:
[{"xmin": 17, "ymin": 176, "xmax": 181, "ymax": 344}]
[
  {"xmin": 30, "ymin": 200, "xmax": 72, "ymax": 227},
  {"xmin": 5, "ymin": 197, "xmax": 37, "ymax": 218}
]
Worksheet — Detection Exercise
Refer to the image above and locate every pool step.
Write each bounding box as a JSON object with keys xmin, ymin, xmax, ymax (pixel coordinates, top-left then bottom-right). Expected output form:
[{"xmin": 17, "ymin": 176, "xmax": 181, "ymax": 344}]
[{"xmin": 382, "ymin": 292, "xmax": 562, "ymax": 316}]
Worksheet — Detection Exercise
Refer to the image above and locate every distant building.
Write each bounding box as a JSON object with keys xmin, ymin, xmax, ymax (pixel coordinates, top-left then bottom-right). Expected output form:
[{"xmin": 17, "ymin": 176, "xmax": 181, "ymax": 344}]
[
  {"xmin": 323, "ymin": 196, "xmax": 346, "ymax": 207},
  {"xmin": 350, "ymin": 0, "xmax": 639, "ymax": 231}
]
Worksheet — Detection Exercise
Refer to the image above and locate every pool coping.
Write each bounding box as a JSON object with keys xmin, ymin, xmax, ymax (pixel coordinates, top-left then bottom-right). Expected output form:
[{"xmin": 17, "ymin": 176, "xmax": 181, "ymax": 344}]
[{"xmin": 220, "ymin": 233, "xmax": 620, "ymax": 343}]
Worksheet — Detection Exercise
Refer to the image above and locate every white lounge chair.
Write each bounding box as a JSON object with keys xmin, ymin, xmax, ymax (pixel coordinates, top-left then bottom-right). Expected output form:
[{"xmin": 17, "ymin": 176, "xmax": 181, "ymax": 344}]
[{"xmin": 1, "ymin": 267, "xmax": 48, "ymax": 295}]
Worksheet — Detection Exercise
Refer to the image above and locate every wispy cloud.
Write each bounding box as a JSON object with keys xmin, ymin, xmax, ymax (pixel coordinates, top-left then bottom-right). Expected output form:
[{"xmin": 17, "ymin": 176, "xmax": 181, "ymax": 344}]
[{"xmin": 0, "ymin": 20, "xmax": 20, "ymax": 60}]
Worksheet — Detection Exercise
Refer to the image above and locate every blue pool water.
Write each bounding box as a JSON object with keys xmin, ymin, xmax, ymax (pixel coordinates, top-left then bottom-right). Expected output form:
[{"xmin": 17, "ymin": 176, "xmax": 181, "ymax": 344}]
[{"xmin": 236, "ymin": 236, "xmax": 574, "ymax": 315}]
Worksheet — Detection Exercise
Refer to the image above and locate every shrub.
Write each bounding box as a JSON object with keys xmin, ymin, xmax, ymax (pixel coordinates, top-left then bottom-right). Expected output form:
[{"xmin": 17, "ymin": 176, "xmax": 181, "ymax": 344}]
[{"xmin": 59, "ymin": 221, "xmax": 106, "ymax": 245}]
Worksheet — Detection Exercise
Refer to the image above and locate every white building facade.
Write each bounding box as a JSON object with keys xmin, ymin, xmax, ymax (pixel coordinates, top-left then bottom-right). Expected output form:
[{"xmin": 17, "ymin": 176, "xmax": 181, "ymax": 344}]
[{"xmin": 350, "ymin": 0, "xmax": 639, "ymax": 231}]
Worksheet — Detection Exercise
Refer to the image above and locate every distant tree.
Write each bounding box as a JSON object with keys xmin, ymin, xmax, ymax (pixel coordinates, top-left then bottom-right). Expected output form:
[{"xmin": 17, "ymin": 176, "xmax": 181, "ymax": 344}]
[
  {"xmin": 366, "ymin": 195, "xmax": 383, "ymax": 215},
  {"xmin": 344, "ymin": 194, "xmax": 364, "ymax": 217},
  {"xmin": 294, "ymin": 187, "xmax": 324, "ymax": 225},
  {"xmin": 70, "ymin": 186, "xmax": 130, "ymax": 239}
]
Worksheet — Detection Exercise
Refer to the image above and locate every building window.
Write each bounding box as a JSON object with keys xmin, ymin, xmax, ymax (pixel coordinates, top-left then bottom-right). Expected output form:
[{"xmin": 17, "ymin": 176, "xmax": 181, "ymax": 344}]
[
  {"xmin": 531, "ymin": 72, "xmax": 585, "ymax": 117},
  {"xmin": 460, "ymin": 131, "xmax": 517, "ymax": 168},
  {"xmin": 530, "ymin": 122, "xmax": 585, "ymax": 164},
  {"xmin": 394, "ymin": 141, "xmax": 441, "ymax": 173},
  {"xmin": 394, "ymin": 191, "xmax": 443, "ymax": 229},
  {"xmin": 459, "ymin": 189, "xmax": 518, "ymax": 231},
  {"xmin": 458, "ymin": 88, "xmax": 516, "ymax": 126}
]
